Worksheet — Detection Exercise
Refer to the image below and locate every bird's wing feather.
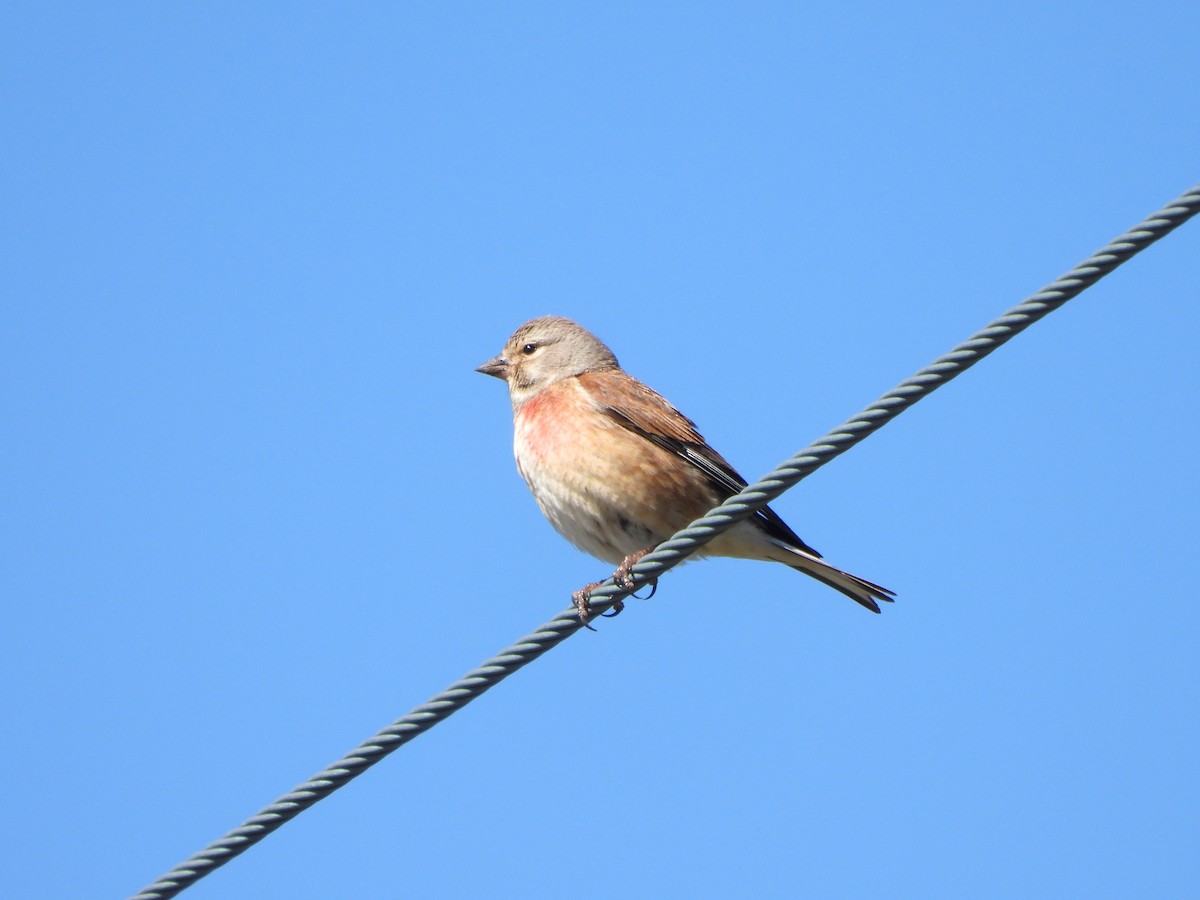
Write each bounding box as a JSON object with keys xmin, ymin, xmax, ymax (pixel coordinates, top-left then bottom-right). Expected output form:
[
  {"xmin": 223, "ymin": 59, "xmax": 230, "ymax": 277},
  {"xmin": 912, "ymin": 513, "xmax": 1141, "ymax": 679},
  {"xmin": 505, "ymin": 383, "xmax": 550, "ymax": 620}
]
[{"xmin": 578, "ymin": 371, "xmax": 823, "ymax": 558}]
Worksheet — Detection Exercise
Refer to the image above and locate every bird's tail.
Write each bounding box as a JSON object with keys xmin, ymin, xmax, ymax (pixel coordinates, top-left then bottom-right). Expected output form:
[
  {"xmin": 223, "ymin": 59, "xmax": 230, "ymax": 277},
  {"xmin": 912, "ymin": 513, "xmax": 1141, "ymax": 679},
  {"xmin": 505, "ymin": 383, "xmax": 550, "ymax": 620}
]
[{"xmin": 784, "ymin": 549, "xmax": 895, "ymax": 614}]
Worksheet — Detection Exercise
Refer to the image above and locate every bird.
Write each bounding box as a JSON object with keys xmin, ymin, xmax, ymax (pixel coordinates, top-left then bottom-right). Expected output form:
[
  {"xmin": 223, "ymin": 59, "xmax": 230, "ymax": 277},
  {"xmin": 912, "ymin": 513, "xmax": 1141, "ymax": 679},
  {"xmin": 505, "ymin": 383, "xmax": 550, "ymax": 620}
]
[{"xmin": 476, "ymin": 315, "xmax": 894, "ymax": 623}]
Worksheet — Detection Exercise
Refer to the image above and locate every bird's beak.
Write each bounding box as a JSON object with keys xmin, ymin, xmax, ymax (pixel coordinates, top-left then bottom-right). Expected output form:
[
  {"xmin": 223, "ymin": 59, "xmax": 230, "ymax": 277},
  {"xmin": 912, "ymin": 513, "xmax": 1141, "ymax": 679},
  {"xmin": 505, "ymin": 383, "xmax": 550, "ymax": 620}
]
[{"xmin": 475, "ymin": 355, "xmax": 508, "ymax": 379}]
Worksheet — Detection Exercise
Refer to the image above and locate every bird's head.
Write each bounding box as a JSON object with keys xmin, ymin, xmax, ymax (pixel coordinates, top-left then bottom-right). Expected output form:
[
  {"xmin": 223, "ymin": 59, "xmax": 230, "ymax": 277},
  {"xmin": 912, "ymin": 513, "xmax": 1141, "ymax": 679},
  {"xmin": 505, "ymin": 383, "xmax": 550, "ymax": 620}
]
[{"xmin": 476, "ymin": 315, "xmax": 618, "ymax": 407}]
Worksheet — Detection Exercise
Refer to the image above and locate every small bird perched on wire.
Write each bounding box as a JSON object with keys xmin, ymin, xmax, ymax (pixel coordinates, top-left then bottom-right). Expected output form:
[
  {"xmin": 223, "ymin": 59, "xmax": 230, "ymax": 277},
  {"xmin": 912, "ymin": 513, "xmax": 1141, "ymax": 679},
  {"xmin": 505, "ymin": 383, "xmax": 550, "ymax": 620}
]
[{"xmin": 477, "ymin": 315, "xmax": 893, "ymax": 624}]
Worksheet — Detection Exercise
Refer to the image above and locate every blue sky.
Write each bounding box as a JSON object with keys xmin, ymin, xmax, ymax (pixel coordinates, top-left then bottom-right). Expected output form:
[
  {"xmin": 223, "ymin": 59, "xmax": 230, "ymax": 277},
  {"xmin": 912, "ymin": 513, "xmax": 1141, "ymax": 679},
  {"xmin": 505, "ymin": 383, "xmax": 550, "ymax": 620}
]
[{"xmin": 3, "ymin": 3, "xmax": 1198, "ymax": 898}]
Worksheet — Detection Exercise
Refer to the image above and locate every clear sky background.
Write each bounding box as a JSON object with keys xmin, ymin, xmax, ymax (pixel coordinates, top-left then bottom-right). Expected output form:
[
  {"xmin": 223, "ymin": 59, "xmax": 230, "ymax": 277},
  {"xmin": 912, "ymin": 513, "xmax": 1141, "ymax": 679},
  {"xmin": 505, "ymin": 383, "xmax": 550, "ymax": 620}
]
[{"xmin": 3, "ymin": 4, "xmax": 1198, "ymax": 898}]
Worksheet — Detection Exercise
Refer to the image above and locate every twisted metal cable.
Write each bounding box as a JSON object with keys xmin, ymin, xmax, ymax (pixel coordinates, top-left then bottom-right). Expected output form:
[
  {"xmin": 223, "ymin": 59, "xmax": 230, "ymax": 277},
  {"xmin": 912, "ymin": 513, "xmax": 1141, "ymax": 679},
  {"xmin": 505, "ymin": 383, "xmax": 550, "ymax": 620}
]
[
  {"xmin": 587, "ymin": 180, "xmax": 1200, "ymax": 609},
  {"xmin": 132, "ymin": 181, "xmax": 1200, "ymax": 899}
]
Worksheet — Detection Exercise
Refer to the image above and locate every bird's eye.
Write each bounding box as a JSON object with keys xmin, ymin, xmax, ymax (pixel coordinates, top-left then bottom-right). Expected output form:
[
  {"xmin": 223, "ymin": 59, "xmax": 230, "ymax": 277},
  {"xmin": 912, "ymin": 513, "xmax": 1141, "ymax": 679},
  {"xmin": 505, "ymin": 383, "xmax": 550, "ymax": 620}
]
[{"xmin": 521, "ymin": 342, "xmax": 538, "ymax": 355}]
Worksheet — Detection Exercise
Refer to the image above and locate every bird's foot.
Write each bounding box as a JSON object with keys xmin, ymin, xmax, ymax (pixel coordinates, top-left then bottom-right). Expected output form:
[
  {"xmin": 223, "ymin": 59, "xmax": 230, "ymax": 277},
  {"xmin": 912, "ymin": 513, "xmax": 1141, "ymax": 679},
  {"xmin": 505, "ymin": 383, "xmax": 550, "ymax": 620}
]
[
  {"xmin": 574, "ymin": 549, "xmax": 655, "ymax": 626},
  {"xmin": 602, "ymin": 548, "xmax": 656, "ymax": 615},
  {"xmin": 572, "ymin": 582, "xmax": 604, "ymax": 629},
  {"xmin": 612, "ymin": 548, "xmax": 651, "ymax": 591}
]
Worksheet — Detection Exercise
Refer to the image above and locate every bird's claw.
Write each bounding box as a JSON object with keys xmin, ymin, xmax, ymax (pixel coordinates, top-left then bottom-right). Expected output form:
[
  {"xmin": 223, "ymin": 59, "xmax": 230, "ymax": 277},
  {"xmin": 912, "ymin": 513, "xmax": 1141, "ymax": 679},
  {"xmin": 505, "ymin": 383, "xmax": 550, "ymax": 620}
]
[
  {"xmin": 632, "ymin": 579, "xmax": 657, "ymax": 601},
  {"xmin": 600, "ymin": 598, "xmax": 625, "ymax": 618}
]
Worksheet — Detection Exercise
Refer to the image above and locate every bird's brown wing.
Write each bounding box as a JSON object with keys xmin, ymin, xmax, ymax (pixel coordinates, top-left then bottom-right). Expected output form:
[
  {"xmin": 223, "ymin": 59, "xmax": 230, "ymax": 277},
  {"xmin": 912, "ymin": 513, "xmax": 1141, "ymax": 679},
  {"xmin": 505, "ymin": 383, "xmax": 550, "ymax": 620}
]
[{"xmin": 578, "ymin": 371, "xmax": 823, "ymax": 558}]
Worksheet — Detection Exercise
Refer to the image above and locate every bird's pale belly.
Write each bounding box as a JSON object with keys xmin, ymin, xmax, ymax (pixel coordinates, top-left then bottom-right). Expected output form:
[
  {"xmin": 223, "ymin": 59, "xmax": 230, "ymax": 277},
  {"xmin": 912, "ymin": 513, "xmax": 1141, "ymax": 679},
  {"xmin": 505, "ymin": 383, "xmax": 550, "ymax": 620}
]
[{"xmin": 516, "ymin": 450, "xmax": 656, "ymax": 564}]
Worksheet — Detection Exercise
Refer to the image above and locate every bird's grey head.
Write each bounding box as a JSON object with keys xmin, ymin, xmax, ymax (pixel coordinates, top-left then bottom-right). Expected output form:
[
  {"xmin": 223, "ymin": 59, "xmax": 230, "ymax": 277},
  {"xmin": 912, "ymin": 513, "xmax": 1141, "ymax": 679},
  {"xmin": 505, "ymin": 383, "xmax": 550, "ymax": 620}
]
[{"xmin": 476, "ymin": 316, "xmax": 619, "ymax": 406}]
